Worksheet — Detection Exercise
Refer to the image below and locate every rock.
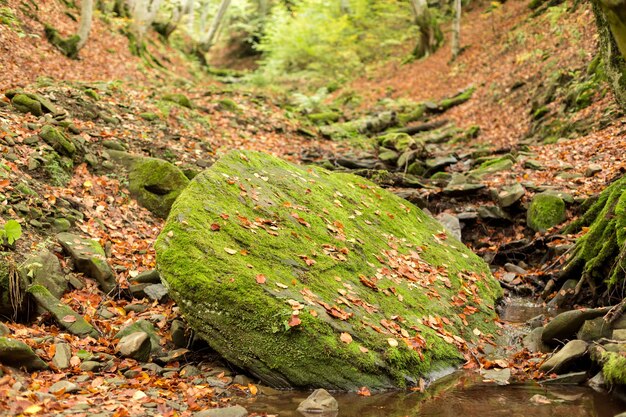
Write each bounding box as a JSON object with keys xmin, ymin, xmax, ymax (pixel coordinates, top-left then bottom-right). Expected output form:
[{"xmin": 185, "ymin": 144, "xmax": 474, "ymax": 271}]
[
  {"xmin": 478, "ymin": 205, "xmax": 511, "ymax": 221},
  {"xmin": 129, "ymin": 283, "xmax": 150, "ymax": 299},
  {"xmin": 56, "ymin": 233, "xmax": 116, "ymax": 293},
  {"xmin": 194, "ymin": 405, "xmax": 248, "ymax": 417},
  {"xmin": 162, "ymin": 93, "xmax": 193, "ymax": 109},
  {"xmin": 170, "ymin": 319, "xmax": 190, "ymax": 348},
  {"xmin": 540, "ymin": 371, "xmax": 588, "ymax": 385},
  {"xmin": 425, "ymin": 155, "xmax": 457, "ymax": 174},
  {"xmin": 436, "ymin": 213, "xmax": 462, "ymax": 241},
  {"xmin": 613, "ymin": 315, "xmax": 626, "ymax": 330},
  {"xmin": 40, "ymin": 126, "xmax": 76, "ymax": 156},
  {"xmin": 480, "ymin": 367, "xmax": 511, "ymax": 385},
  {"xmin": 80, "ymin": 360, "xmax": 102, "ymax": 372},
  {"xmin": 585, "ymin": 164, "xmax": 602, "ymax": 177},
  {"xmin": 539, "ymin": 340, "xmax": 588, "ymax": 373},
  {"xmin": 49, "ymin": 380, "xmax": 79, "ymax": 394},
  {"xmin": 144, "ymin": 284, "xmax": 168, "ymax": 303},
  {"xmin": 612, "ymin": 329, "xmax": 626, "ymax": 341},
  {"xmin": 232, "ymin": 374, "xmax": 253, "ymax": 386},
  {"xmin": 587, "ymin": 371, "xmax": 606, "ymax": 391},
  {"xmin": 527, "ymin": 193, "xmax": 566, "ymax": 232},
  {"xmin": 117, "ymin": 332, "xmax": 151, "ymax": 362},
  {"xmin": 523, "ymin": 159, "xmax": 544, "ymax": 170},
  {"xmin": 52, "ymin": 342, "xmax": 72, "ymax": 369},
  {"xmin": 52, "ymin": 218, "xmax": 71, "ymax": 232},
  {"xmin": 497, "ymin": 183, "xmax": 525, "ymax": 208},
  {"xmin": 0, "ymin": 323, "xmax": 9, "ymax": 336},
  {"xmin": 20, "ymin": 250, "xmax": 68, "ymax": 299},
  {"xmin": 504, "ymin": 263, "xmax": 527, "ymax": 275},
  {"xmin": 155, "ymin": 150, "xmax": 502, "ymax": 390},
  {"xmin": 0, "ymin": 337, "xmax": 48, "ymax": 371},
  {"xmin": 378, "ymin": 148, "xmax": 399, "ymax": 164},
  {"xmin": 578, "ymin": 317, "xmax": 612, "ymax": 341},
  {"xmin": 297, "ymin": 389, "xmax": 338, "ymax": 414},
  {"xmin": 128, "ymin": 157, "xmax": 190, "ymax": 218},
  {"xmin": 133, "ymin": 270, "xmax": 161, "ymax": 284},
  {"xmin": 523, "ymin": 327, "xmax": 550, "ymax": 353},
  {"xmin": 27, "ymin": 285, "xmax": 99, "ymax": 338},
  {"xmin": 124, "ymin": 303, "xmax": 148, "ymax": 313},
  {"xmin": 12, "ymin": 94, "xmax": 43, "ymax": 116},
  {"xmin": 115, "ymin": 319, "xmax": 161, "ymax": 354},
  {"xmin": 547, "ymin": 279, "xmax": 578, "ymax": 308},
  {"xmin": 472, "ymin": 157, "xmax": 514, "ymax": 177},
  {"xmin": 542, "ymin": 308, "xmax": 610, "ymax": 345},
  {"xmin": 443, "ymin": 175, "xmax": 486, "ymax": 196},
  {"xmin": 140, "ymin": 112, "xmax": 159, "ymax": 121},
  {"xmin": 180, "ymin": 365, "xmax": 201, "ymax": 378}
]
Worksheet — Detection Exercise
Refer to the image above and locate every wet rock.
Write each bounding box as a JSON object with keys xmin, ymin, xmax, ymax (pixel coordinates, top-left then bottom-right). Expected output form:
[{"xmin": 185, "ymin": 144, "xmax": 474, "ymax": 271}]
[
  {"xmin": 115, "ymin": 319, "xmax": 162, "ymax": 354},
  {"xmin": 577, "ymin": 317, "xmax": 612, "ymax": 341},
  {"xmin": 539, "ymin": 340, "xmax": 588, "ymax": 373},
  {"xmin": 526, "ymin": 314, "xmax": 545, "ymax": 329},
  {"xmin": 497, "ymin": 183, "xmax": 525, "ymax": 208},
  {"xmin": 80, "ymin": 360, "xmax": 103, "ymax": 372},
  {"xmin": 612, "ymin": 329, "xmax": 626, "ymax": 341},
  {"xmin": 128, "ymin": 157, "xmax": 190, "ymax": 218},
  {"xmin": 40, "ymin": 126, "xmax": 76, "ymax": 156},
  {"xmin": 133, "ymin": 270, "xmax": 161, "ymax": 284},
  {"xmin": 527, "ymin": 192, "xmax": 566, "ymax": 232},
  {"xmin": 20, "ymin": 250, "xmax": 68, "ymax": 299},
  {"xmin": 480, "ymin": 367, "xmax": 511, "ymax": 385},
  {"xmin": 27, "ymin": 285, "xmax": 99, "ymax": 338},
  {"xmin": 57, "ymin": 233, "xmax": 116, "ymax": 293},
  {"xmin": 540, "ymin": 371, "xmax": 588, "ymax": 385},
  {"xmin": 194, "ymin": 405, "xmax": 248, "ymax": 417},
  {"xmin": 587, "ymin": 371, "xmax": 606, "ymax": 391},
  {"xmin": 49, "ymin": 380, "xmax": 79, "ymax": 394},
  {"xmin": 52, "ymin": 342, "xmax": 72, "ymax": 369},
  {"xmin": 117, "ymin": 332, "xmax": 151, "ymax": 362},
  {"xmin": 297, "ymin": 389, "xmax": 338, "ymax": 414},
  {"xmin": 0, "ymin": 337, "xmax": 48, "ymax": 371},
  {"xmin": 436, "ymin": 213, "xmax": 462, "ymax": 241},
  {"xmin": 232, "ymin": 374, "xmax": 254, "ymax": 386},
  {"xmin": 523, "ymin": 327, "xmax": 550, "ymax": 353},
  {"xmin": 542, "ymin": 308, "xmax": 609, "ymax": 345},
  {"xmin": 144, "ymin": 283, "xmax": 168, "ymax": 303},
  {"xmin": 546, "ymin": 279, "xmax": 578, "ymax": 308}
]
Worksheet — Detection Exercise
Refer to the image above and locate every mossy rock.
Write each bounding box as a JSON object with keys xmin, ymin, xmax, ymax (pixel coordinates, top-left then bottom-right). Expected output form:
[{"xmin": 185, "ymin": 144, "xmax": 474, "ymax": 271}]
[
  {"xmin": 139, "ymin": 112, "xmax": 159, "ymax": 121},
  {"xmin": 471, "ymin": 157, "xmax": 514, "ymax": 178},
  {"xmin": 217, "ymin": 98, "xmax": 240, "ymax": 113},
  {"xmin": 162, "ymin": 93, "xmax": 193, "ymax": 109},
  {"xmin": 40, "ymin": 126, "xmax": 76, "ymax": 156},
  {"xmin": 12, "ymin": 94, "xmax": 42, "ymax": 116},
  {"xmin": 128, "ymin": 157, "xmax": 190, "ymax": 218},
  {"xmin": 155, "ymin": 150, "xmax": 502, "ymax": 390},
  {"xmin": 307, "ymin": 112, "xmax": 341, "ymax": 125},
  {"xmin": 602, "ymin": 351, "xmax": 626, "ymax": 385},
  {"xmin": 44, "ymin": 24, "xmax": 80, "ymax": 59},
  {"xmin": 0, "ymin": 337, "xmax": 48, "ymax": 371},
  {"xmin": 114, "ymin": 319, "xmax": 162, "ymax": 354},
  {"xmin": 527, "ymin": 192, "xmax": 566, "ymax": 232}
]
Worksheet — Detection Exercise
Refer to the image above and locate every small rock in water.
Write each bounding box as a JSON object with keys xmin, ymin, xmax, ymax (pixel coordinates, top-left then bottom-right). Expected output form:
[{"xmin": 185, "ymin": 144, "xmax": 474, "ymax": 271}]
[
  {"xmin": 194, "ymin": 405, "xmax": 248, "ymax": 417},
  {"xmin": 297, "ymin": 389, "xmax": 339, "ymax": 414},
  {"xmin": 539, "ymin": 340, "xmax": 588, "ymax": 374},
  {"xmin": 480, "ymin": 367, "xmax": 511, "ymax": 385}
]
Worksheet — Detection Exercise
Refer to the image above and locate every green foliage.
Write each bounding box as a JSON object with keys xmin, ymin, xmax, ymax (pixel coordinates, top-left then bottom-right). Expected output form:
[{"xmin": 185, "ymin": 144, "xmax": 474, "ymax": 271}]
[{"xmin": 0, "ymin": 220, "xmax": 22, "ymax": 246}]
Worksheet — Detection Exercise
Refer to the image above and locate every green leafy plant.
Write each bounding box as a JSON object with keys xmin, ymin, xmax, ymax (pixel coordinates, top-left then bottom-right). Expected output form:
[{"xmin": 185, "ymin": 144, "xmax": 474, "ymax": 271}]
[{"xmin": 0, "ymin": 220, "xmax": 22, "ymax": 245}]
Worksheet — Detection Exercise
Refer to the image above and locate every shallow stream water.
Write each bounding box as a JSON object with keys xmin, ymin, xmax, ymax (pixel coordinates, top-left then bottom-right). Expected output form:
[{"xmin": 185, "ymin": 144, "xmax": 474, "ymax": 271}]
[{"xmin": 240, "ymin": 297, "xmax": 626, "ymax": 417}]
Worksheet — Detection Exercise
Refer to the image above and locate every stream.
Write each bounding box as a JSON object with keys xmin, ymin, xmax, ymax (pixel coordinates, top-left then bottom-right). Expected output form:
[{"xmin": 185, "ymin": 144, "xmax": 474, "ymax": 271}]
[{"xmin": 237, "ymin": 297, "xmax": 626, "ymax": 417}]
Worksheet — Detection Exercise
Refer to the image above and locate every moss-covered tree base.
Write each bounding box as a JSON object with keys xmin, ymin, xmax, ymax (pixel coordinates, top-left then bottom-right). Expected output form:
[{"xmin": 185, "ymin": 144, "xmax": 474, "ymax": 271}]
[
  {"xmin": 559, "ymin": 176, "xmax": 626, "ymax": 304},
  {"xmin": 44, "ymin": 24, "xmax": 80, "ymax": 59}
]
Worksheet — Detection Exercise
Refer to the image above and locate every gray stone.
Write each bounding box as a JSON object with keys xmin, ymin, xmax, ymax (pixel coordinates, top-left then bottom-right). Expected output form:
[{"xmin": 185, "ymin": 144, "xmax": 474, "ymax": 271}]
[
  {"xmin": 501, "ymin": 272, "xmax": 517, "ymax": 284},
  {"xmin": 56, "ymin": 233, "xmax": 116, "ymax": 293},
  {"xmin": 480, "ymin": 367, "xmax": 511, "ymax": 385},
  {"xmin": 232, "ymin": 374, "xmax": 253, "ymax": 386},
  {"xmin": 129, "ymin": 283, "xmax": 150, "ymax": 299},
  {"xmin": 523, "ymin": 327, "xmax": 550, "ymax": 353},
  {"xmin": 436, "ymin": 213, "xmax": 462, "ymax": 241},
  {"xmin": 49, "ymin": 380, "xmax": 79, "ymax": 394},
  {"xmin": 20, "ymin": 250, "xmax": 68, "ymax": 299},
  {"xmin": 587, "ymin": 372, "xmax": 605, "ymax": 392},
  {"xmin": 578, "ymin": 317, "xmax": 612, "ymax": 341},
  {"xmin": 115, "ymin": 320, "xmax": 161, "ymax": 354},
  {"xmin": 53, "ymin": 218, "xmax": 72, "ymax": 232},
  {"xmin": 80, "ymin": 361, "xmax": 103, "ymax": 372},
  {"xmin": 425, "ymin": 156, "xmax": 457, "ymax": 172},
  {"xmin": 133, "ymin": 270, "xmax": 162, "ymax": 284},
  {"xmin": 523, "ymin": 159, "xmax": 544, "ymax": 170},
  {"xmin": 478, "ymin": 205, "xmax": 511, "ymax": 221},
  {"xmin": 497, "ymin": 183, "xmax": 525, "ymax": 208},
  {"xmin": 52, "ymin": 342, "xmax": 72, "ymax": 369},
  {"xmin": 170, "ymin": 320, "xmax": 189, "ymax": 348},
  {"xmin": 0, "ymin": 337, "xmax": 48, "ymax": 371},
  {"xmin": 612, "ymin": 329, "xmax": 626, "ymax": 341},
  {"xmin": 194, "ymin": 405, "xmax": 248, "ymax": 417},
  {"xmin": 117, "ymin": 332, "xmax": 151, "ymax": 362},
  {"xmin": 180, "ymin": 365, "xmax": 201, "ymax": 378},
  {"xmin": 205, "ymin": 377, "xmax": 228, "ymax": 388},
  {"xmin": 547, "ymin": 279, "xmax": 578, "ymax": 308},
  {"xmin": 144, "ymin": 284, "xmax": 168, "ymax": 303},
  {"xmin": 297, "ymin": 389, "xmax": 339, "ymax": 414},
  {"xmin": 124, "ymin": 303, "xmax": 148, "ymax": 313},
  {"xmin": 542, "ymin": 308, "xmax": 610, "ymax": 344},
  {"xmin": 584, "ymin": 164, "xmax": 602, "ymax": 177},
  {"xmin": 504, "ymin": 263, "xmax": 527, "ymax": 275},
  {"xmin": 540, "ymin": 371, "xmax": 588, "ymax": 385},
  {"xmin": 142, "ymin": 363, "xmax": 164, "ymax": 374},
  {"xmin": 539, "ymin": 340, "xmax": 588, "ymax": 373}
]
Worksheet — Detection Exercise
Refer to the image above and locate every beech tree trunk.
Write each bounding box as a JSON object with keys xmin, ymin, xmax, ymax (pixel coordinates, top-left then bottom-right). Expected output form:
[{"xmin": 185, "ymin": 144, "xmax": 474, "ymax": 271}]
[
  {"xmin": 202, "ymin": 0, "xmax": 231, "ymax": 53},
  {"xmin": 76, "ymin": 0, "xmax": 94, "ymax": 50},
  {"xmin": 451, "ymin": 0, "xmax": 461, "ymax": 59},
  {"xmin": 409, "ymin": 0, "xmax": 442, "ymax": 58}
]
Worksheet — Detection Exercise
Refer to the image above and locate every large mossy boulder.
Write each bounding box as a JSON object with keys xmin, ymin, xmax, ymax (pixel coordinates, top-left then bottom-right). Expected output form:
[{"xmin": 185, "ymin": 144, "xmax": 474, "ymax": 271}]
[
  {"xmin": 527, "ymin": 192, "xmax": 566, "ymax": 232},
  {"xmin": 128, "ymin": 157, "xmax": 190, "ymax": 218},
  {"xmin": 156, "ymin": 151, "xmax": 502, "ymax": 390}
]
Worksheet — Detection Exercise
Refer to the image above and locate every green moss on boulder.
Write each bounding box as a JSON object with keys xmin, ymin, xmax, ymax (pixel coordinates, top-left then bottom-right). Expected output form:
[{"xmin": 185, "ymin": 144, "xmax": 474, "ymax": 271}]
[
  {"xmin": 162, "ymin": 93, "xmax": 193, "ymax": 109},
  {"xmin": 602, "ymin": 351, "xmax": 626, "ymax": 385},
  {"xmin": 0, "ymin": 337, "xmax": 48, "ymax": 371},
  {"xmin": 12, "ymin": 94, "xmax": 43, "ymax": 116},
  {"xmin": 527, "ymin": 192, "xmax": 566, "ymax": 232},
  {"xmin": 156, "ymin": 150, "xmax": 502, "ymax": 390},
  {"xmin": 40, "ymin": 126, "xmax": 76, "ymax": 156},
  {"xmin": 128, "ymin": 157, "xmax": 190, "ymax": 218},
  {"xmin": 44, "ymin": 24, "xmax": 80, "ymax": 59}
]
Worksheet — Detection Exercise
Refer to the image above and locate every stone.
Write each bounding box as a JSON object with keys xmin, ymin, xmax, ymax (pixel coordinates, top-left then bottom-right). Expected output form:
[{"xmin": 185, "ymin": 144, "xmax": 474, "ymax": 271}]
[
  {"xmin": 425, "ymin": 155, "xmax": 457, "ymax": 173},
  {"xmin": 0, "ymin": 337, "xmax": 48, "ymax": 371},
  {"xmin": 540, "ymin": 371, "xmax": 588, "ymax": 385},
  {"xmin": 49, "ymin": 380, "xmax": 79, "ymax": 394},
  {"xmin": 144, "ymin": 284, "xmax": 168, "ymax": 303},
  {"xmin": 12, "ymin": 94, "xmax": 43, "ymax": 116},
  {"xmin": 39, "ymin": 126, "xmax": 76, "ymax": 156},
  {"xmin": 542, "ymin": 308, "xmax": 610, "ymax": 345},
  {"xmin": 180, "ymin": 365, "xmax": 201, "ymax": 378},
  {"xmin": 80, "ymin": 361, "xmax": 103, "ymax": 372},
  {"xmin": 53, "ymin": 218, "xmax": 71, "ymax": 232},
  {"xmin": 539, "ymin": 340, "xmax": 588, "ymax": 373},
  {"xmin": 232, "ymin": 374, "xmax": 253, "ymax": 386},
  {"xmin": 162, "ymin": 93, "xmax": 193, "ymax": 109},
  {"xmin": 297, "ymin": 389, "xmax": 338, "ymax": 414},
  {"xmin": 547, "ymin": 279, "xmax": 578, "ymax": 308},
  {"xmin": 133, "ymin": 270, "xmax": 162, "ymax": 284},
  {"xmin": 480, "ymin": 367, "xmax": 511, "ymax": 385},
  {"xmin": 56, "ymin": 233, "xmax": 116, "ymax": 293},
  {"xmin": 52, "ymin": 342, "xmax": 72, "ymax": 369},
  {"xmin": 504, "ymin": 263, "xmax": 527, "ymax": 275},
  {"xmin": 194, "ymin": 405, "xmax": 248, "ymax": 417},
  {"xmin": 478, "ymin": 205, "xmax": 511, "ymax": 221},
  {"xmin": 443, "ymin": 179, "xmax": 486, "ymax": 196},
  {"xmin": 20, "ymin": 250, "xmax": 68, "ymax": 299},
  {"xmin": 523, "ymin": 159, "xmax": 544, "ymax": 170},
  {"xmin": 585, "ymin": 164, "xmax": 602, "ymax": 177},
  {"xmin": 115, "ymin": 320, "xmax": 161, "ymax": 354},
  {"xmin": 523, "ymin": 327, "xmax": 550, "ymax": 353},
  {"xmin": 117, "ymin": 332, "xmax": 151, "ymax": 362},
  {"xmin": 0, "ymin": 323, "xmax": 9, "ymax": 336},
  {"xmin": 27, "ymin": 285, "xmax": 99, "ymax": 338},
  {"xmin": 472, "ymin": 157, "xmax": 514, "ymax": 177},
  {"xmin": 497, "ymin": 183, "xmax": 525, "ymax": 208},
  {"xmin": 578, "ymin": 317, "xmax": 612, "ymax": 341},
  {"xmin": 129, "ymin": 283, "xmax": 150, "ymax": 299},
  {"xmin": 124, "ymin": 303, "xmax": 148, "ymax": 314},
  {"xmin": 587, "ymin": 371, "xmax": 605, "ymax": 391},
  {"xmin": 527, "ymin": 193, "xmax": 566, "ymax": 232},
  {"xmin": 436, "ymin": 213, "xmax": 462, "ymax": 241},
  {"xmin": 128, "ymin": 157, "xmax": 190, "ymax": 218},
  {"xmin": 612, "ymin": 329, "xmax": 626, "ymax": 341},
  {"xmin": 170, "ymin": 320, "xmax": 190, "ymax": 348},
  {"xmin": 155, "ymin": 150, "xmax": 502, "ymax": 390}
]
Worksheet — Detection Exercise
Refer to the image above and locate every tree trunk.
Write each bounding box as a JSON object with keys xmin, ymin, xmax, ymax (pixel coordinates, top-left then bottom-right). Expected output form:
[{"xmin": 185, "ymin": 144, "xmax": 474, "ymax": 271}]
[
  {"xmin": 591, "ymin": 0, "xmax": 626, "ymax": 109},
  {"xmin": 409, "ymin": 0, "xmax": 442, "ymax": 58},
  {"xmin": 451, "ymin": 0, "xmax": 461, "ymax": 59},
  {"xmin": 558, "ymin": 175, "xmax": 626, "ymax": 305},
  {"xmin": 201, "ymin": 0, "xmax": 231, "ymax": 54},
  {"xmin": 76, "ymin": 0, "xmax": 93, "ymax": 50},
  {"xmin": 340, "ymin": 0, "xmax": 351, "ymax": 15}
]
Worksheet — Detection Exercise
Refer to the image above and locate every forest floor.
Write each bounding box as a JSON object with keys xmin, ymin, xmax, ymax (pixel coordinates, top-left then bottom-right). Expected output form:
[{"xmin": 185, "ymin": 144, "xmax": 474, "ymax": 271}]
[{"xmin": 0, "ymin": 0, "xmax": 625, "ymax": 415}]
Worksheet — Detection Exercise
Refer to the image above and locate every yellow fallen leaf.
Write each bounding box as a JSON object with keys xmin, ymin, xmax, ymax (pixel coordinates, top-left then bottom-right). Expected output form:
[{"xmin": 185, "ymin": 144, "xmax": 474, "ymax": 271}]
[
  {"xmin": 248, "ymin": 384, "xmax": 258, "ymax": 395},
  {"xmin": 387, "ymin": 338, "xmax": 398, "ymax": 347},
  {"xmin": 224, "ymin": 247, "xmax": 238, "ymax": 255},
  {"xmin": 340, "ymin": 332, "xmax": 352, "ymax": 344},
  {"xmin": 23, "ymin": 405, "xmax": 42, "ymax": 415}
]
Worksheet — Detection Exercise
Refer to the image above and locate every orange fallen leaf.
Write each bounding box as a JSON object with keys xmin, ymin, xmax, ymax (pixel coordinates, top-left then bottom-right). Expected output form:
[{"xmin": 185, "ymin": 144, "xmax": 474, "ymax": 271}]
[{"xmin": 340, "ymin": 332, "xmax": 353, "ymax": 344}]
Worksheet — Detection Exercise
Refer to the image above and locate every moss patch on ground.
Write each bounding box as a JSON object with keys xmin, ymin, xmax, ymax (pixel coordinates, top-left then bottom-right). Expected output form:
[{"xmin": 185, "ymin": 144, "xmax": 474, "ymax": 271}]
[{"xmin": 156, "ymin": 150, "xmax": 502, "ymax": 390}]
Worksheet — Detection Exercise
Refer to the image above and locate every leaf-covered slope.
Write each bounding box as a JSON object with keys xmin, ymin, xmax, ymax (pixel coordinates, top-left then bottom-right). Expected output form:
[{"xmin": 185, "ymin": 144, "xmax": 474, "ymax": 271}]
[{"xmin": 155, "ymin": 150, "xmax": 502, "ymax": 390}]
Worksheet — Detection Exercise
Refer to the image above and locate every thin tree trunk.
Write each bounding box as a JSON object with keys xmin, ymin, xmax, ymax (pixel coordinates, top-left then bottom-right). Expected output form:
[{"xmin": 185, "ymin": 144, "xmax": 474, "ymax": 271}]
[
  {"xmin": 340, "ymin": 0, "xmax": 351, "ymax": 15},
  {"xmin": 76, "ymin": 0, "xmax": 93, "ymax": 50},
  {"xmin": 451, "ymin": 0, "xmax": 461, "ymax": 59},
  {"xmin": 409, "ymin": 0, "xmax": 441, "ymax": 58},
  {"xmin": 202, "ymin": 0, "xmax": 231, "ymax": 52}
]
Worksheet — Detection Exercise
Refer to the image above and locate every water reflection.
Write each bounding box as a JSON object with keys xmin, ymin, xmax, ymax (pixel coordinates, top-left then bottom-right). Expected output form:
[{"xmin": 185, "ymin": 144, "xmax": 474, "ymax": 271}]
[{"xmin": 243, "ymin": 372, "xmax": 625, "ymax": 417}]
